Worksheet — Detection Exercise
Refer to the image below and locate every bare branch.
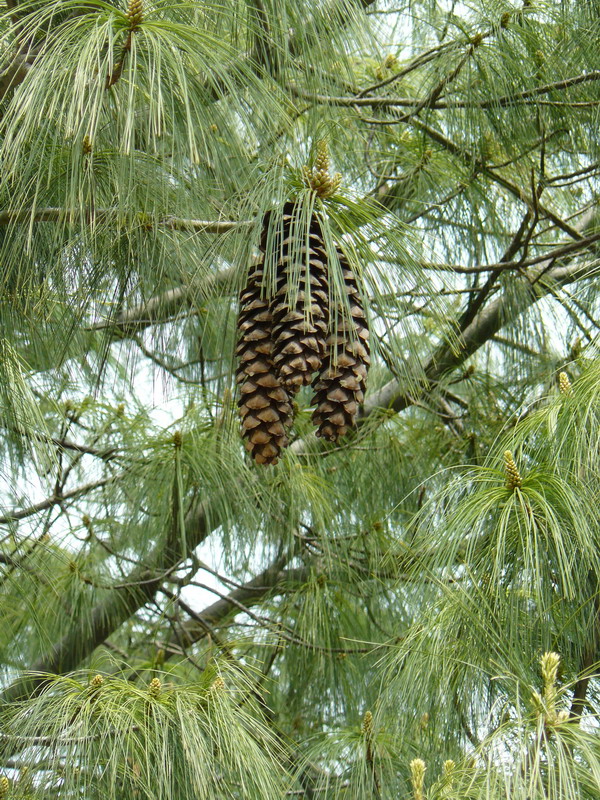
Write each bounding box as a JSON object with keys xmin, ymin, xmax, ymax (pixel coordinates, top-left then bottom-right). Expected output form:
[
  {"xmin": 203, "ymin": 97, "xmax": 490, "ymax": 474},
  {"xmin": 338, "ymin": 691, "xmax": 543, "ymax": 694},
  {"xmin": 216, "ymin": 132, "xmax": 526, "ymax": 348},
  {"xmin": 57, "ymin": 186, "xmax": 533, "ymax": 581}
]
[
  {"xmin": 0, "ymin": 477, "xmax": 116, "ymax": 525},
  {"xmin": 295, "ymin": 70, "xmax": 600, "ymax": 110},
  {"xmin": 89, "ymin": 266, "xmax": 235, "ymax": 336}
]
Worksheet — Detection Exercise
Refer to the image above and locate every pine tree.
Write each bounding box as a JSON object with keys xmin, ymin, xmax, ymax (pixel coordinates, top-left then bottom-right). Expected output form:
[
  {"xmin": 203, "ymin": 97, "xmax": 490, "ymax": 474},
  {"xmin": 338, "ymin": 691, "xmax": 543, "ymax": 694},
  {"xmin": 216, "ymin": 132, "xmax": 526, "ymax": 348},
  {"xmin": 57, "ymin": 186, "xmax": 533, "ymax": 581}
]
[{"xmin": 1, "ymin": 1, "xmax": 600, "ymax": 799}]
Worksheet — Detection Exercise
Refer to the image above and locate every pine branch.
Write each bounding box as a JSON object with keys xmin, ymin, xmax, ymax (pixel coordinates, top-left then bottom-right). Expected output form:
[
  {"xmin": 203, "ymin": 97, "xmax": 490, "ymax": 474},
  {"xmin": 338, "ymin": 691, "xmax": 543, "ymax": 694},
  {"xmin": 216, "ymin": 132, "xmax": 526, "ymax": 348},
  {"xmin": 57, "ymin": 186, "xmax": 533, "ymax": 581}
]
[
  {"xmin": 356, "ymin": 28, "xmax": 494, "ymax": 96},
  {"xmin": 0, "ymin": 207, "xmax": 249, "ymax": 233},
  {"xmin": 359, "ymin": 206, "xmax": 599, "ymax": 418},
  {"xmin": 363, "ymin": 252, "xmax": 596, "ymax": 418},
  {"xmin": 416, "ymin": 233, "xmax": 600, "ymax": 274},
  {"xmin": 295, "ymin": 70, "xmax": 600, "ymax": 110},
  {"xmin": 0, "ymin": 490, "xmax": 215, "ymax": 704},
  {"xmin": 4, "ymin": 423, "xmax": 120, "ymax": 462},
  {"xmin": 86, "ymin": 219, "xmax": 600, "ymax": 345},
  {"xmin": 89, "ymin": 266, "xmax": 235, "ymax": 335},
  {"xmin": 162, "ymin": 559, "xmax": 307, "ymax": 651},
  {"xmin": 407, "ymin": 119, "xmax": 584, "ymax": 242},
  {"xmin": 159, "ymin": 585, "xmax": 235, "ymax": 662},
  {"xmin": 0, "ymin": 477, "xmax": 116, "ymax": 525}
]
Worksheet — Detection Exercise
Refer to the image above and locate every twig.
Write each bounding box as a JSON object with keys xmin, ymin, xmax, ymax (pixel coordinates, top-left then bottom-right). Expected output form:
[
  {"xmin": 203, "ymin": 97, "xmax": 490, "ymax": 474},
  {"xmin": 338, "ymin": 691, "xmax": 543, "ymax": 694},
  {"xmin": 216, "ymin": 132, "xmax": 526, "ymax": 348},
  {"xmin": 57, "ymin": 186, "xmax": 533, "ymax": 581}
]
[
  {"xmin": 299, "ymin": 71, "xmax": 600, "ymax": 110},
  {"xmin": 0, "ymin": 207, "xmax": 251, "ymax": 232},
  {"xmin": 0, "ymin": 476, "xmax": 116, "ymax": 525}
]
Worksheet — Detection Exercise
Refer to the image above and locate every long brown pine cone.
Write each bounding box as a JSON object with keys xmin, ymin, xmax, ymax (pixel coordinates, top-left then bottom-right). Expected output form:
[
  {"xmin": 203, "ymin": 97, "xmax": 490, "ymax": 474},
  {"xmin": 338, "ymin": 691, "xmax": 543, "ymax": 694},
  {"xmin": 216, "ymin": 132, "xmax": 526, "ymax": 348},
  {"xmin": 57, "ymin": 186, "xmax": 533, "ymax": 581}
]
[
  {"xmin": 311, "ymin": 250, "xmax": 370, "ymax": 441},
  {"xmin": 235, "ymin": 258, "xmax": 294, "ymax": 465},
  {"xmin": 261, "ymin": 202, "xmax": 329, "ymax": 393}
]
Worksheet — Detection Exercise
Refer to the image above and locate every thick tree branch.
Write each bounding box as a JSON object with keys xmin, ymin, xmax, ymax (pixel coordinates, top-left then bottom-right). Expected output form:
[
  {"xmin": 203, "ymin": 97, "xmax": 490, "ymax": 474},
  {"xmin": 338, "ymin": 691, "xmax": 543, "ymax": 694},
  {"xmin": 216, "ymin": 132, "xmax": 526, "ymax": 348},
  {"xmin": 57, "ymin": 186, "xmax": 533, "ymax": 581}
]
[
  {"xmin": 163, "ymin": 560, "xmax": 307, "ymax": 651},
  {"xmin": 87, "ymin": 218, "xmax": 600, "ymax": 341}
]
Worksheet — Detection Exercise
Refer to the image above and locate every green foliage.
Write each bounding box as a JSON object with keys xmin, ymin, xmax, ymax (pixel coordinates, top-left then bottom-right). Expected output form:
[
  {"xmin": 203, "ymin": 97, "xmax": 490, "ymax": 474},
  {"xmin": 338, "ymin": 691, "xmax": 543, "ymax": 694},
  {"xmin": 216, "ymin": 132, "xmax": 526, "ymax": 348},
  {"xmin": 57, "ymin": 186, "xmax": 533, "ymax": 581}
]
[
  {"xmin": 0, "ymin": 668, "xmax": 290, "ymax": 799},
  {"xmin": 1, "ymin": 0, "xmax": 600, "ymax": 798}
]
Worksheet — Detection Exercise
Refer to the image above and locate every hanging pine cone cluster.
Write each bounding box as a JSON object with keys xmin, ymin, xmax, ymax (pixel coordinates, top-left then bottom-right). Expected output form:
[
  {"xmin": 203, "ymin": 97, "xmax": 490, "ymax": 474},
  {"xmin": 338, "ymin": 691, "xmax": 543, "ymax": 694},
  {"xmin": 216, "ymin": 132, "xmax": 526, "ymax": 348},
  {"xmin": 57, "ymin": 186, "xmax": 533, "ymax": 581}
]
[{"xmin": 235, "ymin": 142, "xmax": 370, "ymax": 464}]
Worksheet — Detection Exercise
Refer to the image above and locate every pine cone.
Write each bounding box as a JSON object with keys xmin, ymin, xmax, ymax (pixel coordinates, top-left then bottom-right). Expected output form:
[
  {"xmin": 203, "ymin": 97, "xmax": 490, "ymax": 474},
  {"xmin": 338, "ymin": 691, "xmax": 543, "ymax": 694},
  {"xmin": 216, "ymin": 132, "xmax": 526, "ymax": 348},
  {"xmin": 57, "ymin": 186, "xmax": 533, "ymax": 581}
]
[
  {"xmin": 262, "ymin": 202, "xmax": 329, "ymax": 392},
  {"xmin": 236, "ymin": 258, "xmax": 294, "ymax": 465},
  {"xmin": 311, "ymin": 250, "xmax": 370, "ymax": 441}
]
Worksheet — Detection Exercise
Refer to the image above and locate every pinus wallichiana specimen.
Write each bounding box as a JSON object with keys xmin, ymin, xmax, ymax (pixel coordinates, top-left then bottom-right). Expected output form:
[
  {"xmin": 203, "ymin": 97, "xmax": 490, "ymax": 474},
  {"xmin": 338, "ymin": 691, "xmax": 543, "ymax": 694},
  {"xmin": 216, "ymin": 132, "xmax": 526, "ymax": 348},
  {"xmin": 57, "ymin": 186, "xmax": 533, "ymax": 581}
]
[
  {"xmin": 311, "ymin": 249, "xmax": 370, "ymax": 441},
  {"xmin": 262, "ymin": 201, "xmax": 330, "ymax": 393},
  {"xmin": 235, "ymin": 258, "xmax": 294, "ymax": 465}
]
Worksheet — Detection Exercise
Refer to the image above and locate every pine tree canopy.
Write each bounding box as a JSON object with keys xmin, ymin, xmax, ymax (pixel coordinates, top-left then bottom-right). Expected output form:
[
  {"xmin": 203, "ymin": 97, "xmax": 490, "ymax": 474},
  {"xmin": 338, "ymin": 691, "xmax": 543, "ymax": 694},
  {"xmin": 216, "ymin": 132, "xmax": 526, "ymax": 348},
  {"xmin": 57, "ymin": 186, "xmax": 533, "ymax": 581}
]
[{"xmin": 1, "ymin": 0, "xmax": 600, "ymax": 797}]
